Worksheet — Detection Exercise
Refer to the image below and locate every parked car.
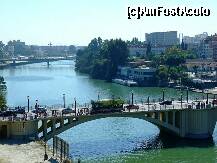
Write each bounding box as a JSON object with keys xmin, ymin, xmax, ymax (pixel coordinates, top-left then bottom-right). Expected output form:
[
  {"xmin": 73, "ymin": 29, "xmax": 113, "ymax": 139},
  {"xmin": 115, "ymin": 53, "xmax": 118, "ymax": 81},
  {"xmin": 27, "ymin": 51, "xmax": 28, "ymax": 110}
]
[
  {"xmin": 0, "ymin": 110, "xmax": 16, "ymax": 117},
  {"xmin": 212, "ymin": 99, "xmax": 217, "ymax": 105},
  {"xmin": 14, "ymin": 108, "xmax": 25, "ymax": 114},
  {"xmin": 159, "ymin": 100, "xmax": 172, "ymax": 105},
  {"xmin": 32, "ymin": 107, "xmax": 47, "ymax": 114},
  {"xmin": 125, "ymin": 104, "xmax": 139, "ymax": 110}
]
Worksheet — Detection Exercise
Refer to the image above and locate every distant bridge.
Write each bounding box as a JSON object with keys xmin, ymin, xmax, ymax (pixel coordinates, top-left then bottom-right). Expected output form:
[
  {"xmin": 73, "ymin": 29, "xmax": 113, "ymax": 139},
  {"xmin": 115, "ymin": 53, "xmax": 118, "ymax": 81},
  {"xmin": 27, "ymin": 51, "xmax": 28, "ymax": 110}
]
[{"xmin": 0, "ymin": 56, "xmax": 75, "ymax": 68}]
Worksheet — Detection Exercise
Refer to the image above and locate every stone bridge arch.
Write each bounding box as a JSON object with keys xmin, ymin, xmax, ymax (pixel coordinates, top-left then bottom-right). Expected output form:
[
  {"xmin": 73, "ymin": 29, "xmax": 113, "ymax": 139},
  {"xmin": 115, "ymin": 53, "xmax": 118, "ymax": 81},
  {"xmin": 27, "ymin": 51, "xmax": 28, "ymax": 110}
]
[{"xmin": 38, "ymin": 110, "xmax": 184, "ymax": 141}]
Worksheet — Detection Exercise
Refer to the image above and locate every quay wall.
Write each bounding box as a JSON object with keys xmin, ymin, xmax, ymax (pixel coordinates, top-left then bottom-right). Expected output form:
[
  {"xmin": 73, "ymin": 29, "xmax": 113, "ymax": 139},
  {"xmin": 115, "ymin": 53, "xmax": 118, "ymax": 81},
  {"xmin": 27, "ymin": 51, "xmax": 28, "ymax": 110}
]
[{"xmin": 0, "ymin": 120, "xmax": 38, "ymax": 139}]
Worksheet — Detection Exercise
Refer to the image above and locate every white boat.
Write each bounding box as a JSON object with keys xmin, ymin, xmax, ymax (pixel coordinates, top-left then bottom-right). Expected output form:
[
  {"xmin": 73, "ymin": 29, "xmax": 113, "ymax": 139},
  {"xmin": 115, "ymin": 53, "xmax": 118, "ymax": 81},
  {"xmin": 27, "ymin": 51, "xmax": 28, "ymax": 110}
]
[
  {"xmin": 126, "ymin": 80, "xmax": 138, "ymax": 87},
  {"xmin": 112, "ymin": 79, "xmax": 125, "ymax": 85},
  {"xmin": 112, "ymin": 79, "xmax": 138, "ymax": 87}
]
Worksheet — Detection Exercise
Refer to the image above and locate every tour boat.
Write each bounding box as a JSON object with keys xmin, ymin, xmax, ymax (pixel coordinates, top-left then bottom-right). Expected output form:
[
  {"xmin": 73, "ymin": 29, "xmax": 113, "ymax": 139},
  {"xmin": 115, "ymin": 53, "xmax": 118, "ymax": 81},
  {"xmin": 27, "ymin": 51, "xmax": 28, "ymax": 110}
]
[{"xmin": 112, "ymin": 78, "xmax": 138, "ymax": 87}]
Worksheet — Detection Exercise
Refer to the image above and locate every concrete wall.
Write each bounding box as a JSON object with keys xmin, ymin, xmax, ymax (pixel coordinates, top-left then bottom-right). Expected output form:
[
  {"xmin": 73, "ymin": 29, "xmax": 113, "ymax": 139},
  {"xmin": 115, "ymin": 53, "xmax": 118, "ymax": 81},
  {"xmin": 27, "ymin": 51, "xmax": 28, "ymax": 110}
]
[
  {"xmin": 0, "ymin": 120, "xmax": 38, "ymax": 139},
  {"xmin": 180, "ymin": 108, "xmax": 217, "ymax": 138}
]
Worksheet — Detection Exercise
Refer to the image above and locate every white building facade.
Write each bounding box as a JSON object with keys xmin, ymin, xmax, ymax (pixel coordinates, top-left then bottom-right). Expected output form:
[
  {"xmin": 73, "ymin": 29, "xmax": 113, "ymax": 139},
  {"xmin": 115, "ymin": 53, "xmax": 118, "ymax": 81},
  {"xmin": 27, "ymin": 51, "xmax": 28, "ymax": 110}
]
[
  {"xmin": 117, "ymin": 66, "xmax": 156, "ymax": 81},
  {"xmin": 145, "ymin": 31, "xmax": 178, "ymax": 46}
]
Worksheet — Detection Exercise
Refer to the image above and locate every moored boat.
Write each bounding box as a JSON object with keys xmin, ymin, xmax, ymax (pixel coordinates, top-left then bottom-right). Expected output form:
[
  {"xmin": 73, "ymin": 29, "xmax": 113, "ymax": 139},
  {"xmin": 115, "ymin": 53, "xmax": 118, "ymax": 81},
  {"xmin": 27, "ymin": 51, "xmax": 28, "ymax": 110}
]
[{"xmin": 112, "ymin": 78, "xmax": 138, "ymax": 87}]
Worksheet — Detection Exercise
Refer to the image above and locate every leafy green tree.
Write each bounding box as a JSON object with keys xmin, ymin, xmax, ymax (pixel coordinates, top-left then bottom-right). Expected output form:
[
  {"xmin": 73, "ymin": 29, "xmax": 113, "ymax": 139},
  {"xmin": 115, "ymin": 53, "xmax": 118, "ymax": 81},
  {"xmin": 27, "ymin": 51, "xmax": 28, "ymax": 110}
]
[
  {"xmin": 75, "ymin": 38, "xmax": 128, "ymax": 81},
  {"xmin": 101, "ymin": 39, "xmax": 129, "ymax": 81},
  {"xmin": 0, "ymin": 92, "xmax": 6, "ymax": 111},
  {"xmin": 68, "ymin": 45, "xmax": 76, "ymax": 54},
  {"xmin": 150, "ymin": 54, "xmax": 165, "ymax": 68},
  {"xmin": 168, "ymin": 67, "xmax": 181, "ymax": 81},
  {"xmin": 156, "ymin": 65, "xmax": 168, "ymax": 82},
  {"xmin": 75, "ymin": 37, "xmax": 103, "ymax": 73},
  {"xmin": 164, "ymin": 47, "xmax": 186, "ymax": 67},
  {"xmin": 75, "ymin": 49, "xmax": 91, "ymax": 73},
  {"xmin": 90, "ymin": 59, "xmax": 107, "ymax": 79},
  {"xmin": 0, "ymin": 41, "xmax": 5, "ymax": 59}
]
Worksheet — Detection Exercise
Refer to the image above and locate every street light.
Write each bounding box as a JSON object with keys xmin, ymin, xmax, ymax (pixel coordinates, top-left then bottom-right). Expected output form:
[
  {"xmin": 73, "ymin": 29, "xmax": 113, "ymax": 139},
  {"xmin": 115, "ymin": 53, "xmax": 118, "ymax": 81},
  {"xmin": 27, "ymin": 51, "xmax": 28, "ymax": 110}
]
[
  {"xmin": 97, "ymin": 91, "xmax": 100, "ymax": 101},
  {"xmin": 27, "ymin": 96, "xmax": 30, "ymax": 112},
  {"xmin": 74, "ymin": 98, "xmax": 77, "ymax": 116},
  {"xmin": 205, "ymin": 90, "xmax": 209, "ymax": 104},
  {"xmin": 147, "ymin": 96, "xmax": 150, "ymax": 110},
  {"xmin": 180, "ymin": 92, "xmax": 183, "ymax": 109},
  {"xmin": 35, "ymin": 100, "xmax": 38, "ymax": 108},
  {"xmin": 63, "ymin": 94, "xmax": 66, "ymax": 108},
  {"xmin": 186, "ymin": 87, "xmax": 189, "ymax": 103},
  {"xmin": 162, "ymin": 88, "xmax": 165, "ymax": 101},
  {"xmin": 44, "ymin": 141, "xmax": 48, "ymax": 161},
  {"xmin": 131, "ymin": 90, "xmax": 134, "ymax": 105},
  {"xmin": 35, "ymin": 100, "xmax": 38, "ymax": 116}
]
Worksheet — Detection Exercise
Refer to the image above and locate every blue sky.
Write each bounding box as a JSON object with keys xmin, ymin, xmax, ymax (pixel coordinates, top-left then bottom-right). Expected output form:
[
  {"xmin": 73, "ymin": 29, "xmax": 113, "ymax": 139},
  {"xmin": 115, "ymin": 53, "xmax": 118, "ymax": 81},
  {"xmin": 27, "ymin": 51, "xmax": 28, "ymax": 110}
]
[{"xmin": 0, "ymin": 0, "xmax": 216, "ymax": 45}]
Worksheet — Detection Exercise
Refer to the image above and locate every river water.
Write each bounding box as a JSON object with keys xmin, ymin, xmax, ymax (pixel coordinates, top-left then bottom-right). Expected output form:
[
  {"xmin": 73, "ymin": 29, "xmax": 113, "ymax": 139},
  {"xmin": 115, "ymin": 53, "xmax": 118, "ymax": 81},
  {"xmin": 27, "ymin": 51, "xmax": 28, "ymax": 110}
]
[{"xmin": 1, "ymin": 60, "xmax": 217, "ymax": 162}]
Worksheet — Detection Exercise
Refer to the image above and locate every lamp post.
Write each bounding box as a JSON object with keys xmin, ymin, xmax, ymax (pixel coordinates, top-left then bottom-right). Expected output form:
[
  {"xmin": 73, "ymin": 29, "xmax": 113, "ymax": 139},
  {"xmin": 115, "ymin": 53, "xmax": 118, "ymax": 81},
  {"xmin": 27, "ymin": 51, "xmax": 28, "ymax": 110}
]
[
  {"xmin": 63, "ymin": 94, "xmax": 66, "ymax": 108},
  {"xmin": 44, "ymin": 141, "xmax": 48, "ymax": 161},
  {"xmin": 35, "ymin": 100, "xmax": 38, "ymax": 116},
  {"xmin": 180, "ymin": 92, "xmax": 183, "ymax": 109},
  {"xmin": 205, "ymin": 90, "xmax": 209, "ymax": 104},
  {"xmin": 147, "ymin": 96, "xmax": 150, "ymax": 110},
  {"xmin": 186, "ymin": 87, "xmax": 189, "ymax": 103},
  {"xmin": 98, "ymin": 91, "xmax": 100, "ymax": 101},
  {"xmin": 131, "ymin": 91, "xmax": 134, "ymax": 105},
  {"xmin": 27, "ymin": 96, "xmax": 30, "ymax": 112},
  {"xmin": 74, "ymin": 98, "xmax": 77, "ymax": 116},
  {"xmin": 162, "ymin": 88, "xmax": 165, "ymax": 101},
  {"xmin": 206, "ymin": 93, "xmax": 209, "ymax": 104}
]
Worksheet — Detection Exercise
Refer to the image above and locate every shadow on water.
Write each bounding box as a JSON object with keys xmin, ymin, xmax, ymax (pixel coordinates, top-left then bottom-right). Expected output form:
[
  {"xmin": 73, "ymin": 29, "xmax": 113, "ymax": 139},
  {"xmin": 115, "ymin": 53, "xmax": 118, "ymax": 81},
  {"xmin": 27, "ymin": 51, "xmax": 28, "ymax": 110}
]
[{"xmin": 135, "ymin": 131, "xmax": 215, "ymax": 152}]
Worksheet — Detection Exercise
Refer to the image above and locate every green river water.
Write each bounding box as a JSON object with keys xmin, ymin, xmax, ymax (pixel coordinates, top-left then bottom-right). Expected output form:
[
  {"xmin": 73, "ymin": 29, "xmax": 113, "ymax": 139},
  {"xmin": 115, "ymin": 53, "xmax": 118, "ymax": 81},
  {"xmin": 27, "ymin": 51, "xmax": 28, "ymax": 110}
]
[{"xmin": 0, "ymin": 60, "xmax": 217, "ymax": 162}]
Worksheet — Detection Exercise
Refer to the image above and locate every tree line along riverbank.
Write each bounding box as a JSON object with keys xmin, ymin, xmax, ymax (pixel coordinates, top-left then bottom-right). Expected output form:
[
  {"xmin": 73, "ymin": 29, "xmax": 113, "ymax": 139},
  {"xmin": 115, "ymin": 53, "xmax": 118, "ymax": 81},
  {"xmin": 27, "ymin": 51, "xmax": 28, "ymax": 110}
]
[{"xmin": 75, "ymin": 37, "xmax": 200, "ymax": 88}]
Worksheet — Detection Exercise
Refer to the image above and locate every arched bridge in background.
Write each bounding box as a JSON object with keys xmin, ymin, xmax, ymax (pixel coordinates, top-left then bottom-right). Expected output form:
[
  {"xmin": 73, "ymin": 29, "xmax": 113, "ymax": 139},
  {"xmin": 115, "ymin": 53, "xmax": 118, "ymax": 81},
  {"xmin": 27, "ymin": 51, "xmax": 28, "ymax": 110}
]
[{"xmin": 0, "ymin": 56, "xmax": 75, "ymax": 68}]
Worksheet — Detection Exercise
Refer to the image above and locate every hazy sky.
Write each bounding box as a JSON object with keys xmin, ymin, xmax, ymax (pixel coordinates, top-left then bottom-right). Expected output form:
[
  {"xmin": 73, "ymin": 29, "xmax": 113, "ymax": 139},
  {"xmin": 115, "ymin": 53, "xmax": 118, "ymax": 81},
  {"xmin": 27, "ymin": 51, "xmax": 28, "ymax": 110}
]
[{"xmin": 0, "ymin": 0, "xmax": 216, "ymax": 46}]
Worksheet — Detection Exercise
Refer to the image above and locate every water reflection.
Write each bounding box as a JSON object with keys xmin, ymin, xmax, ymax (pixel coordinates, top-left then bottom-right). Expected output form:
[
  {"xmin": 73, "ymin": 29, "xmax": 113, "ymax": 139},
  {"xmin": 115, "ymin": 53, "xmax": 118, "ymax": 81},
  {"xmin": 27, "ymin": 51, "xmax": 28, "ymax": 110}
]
[
  {"xmin": 5, "ymin": 76, "xmax": 53, "ymax": 81},
  {"xmin": 58, "ymin": 117, "xmax": 217, "ymax": 162},
  {"xmin": 136, "ymin": 132, "xmax": 215, "ymax": 152},
  {"xmin": 0, "ymin": 60, "xmax": 204, "ymax": 107},
  {"xmin": 1, "ymin": 60, "xmax": 216, "ymax": 162},
  {"xmin": 57, "ymin": 117, "xmax": 159, "ymax": 159}
]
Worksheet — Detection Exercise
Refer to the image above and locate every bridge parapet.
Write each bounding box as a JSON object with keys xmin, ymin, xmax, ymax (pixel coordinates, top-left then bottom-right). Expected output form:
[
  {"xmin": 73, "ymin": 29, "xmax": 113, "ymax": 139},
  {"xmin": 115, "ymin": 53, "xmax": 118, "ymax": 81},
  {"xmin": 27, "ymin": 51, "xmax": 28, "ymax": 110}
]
[
  {"xmin": 38, "ymin": 107, "xmax": 217, "ymax": 141},
  {"xmin": 2, "ymin": 107, "xmax": 217, "ymax": 140}
]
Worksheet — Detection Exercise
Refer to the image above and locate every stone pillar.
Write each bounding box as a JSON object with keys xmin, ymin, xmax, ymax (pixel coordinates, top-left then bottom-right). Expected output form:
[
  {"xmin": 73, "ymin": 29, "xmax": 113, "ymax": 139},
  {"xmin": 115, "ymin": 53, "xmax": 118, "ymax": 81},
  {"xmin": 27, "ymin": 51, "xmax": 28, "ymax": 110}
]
[
  {"xmin": 51, "ymin": 119, "xmax": 56, "ymax": 133},
  {"xmin": 60, "ymin": 118, "xmax": 64, "ymax": 127},
  {"xmin": 173, "ymin": 111, "xmax": 176, "ymax": 127},
  {"xmin": 166, "ymin": 111, "xmax": 168, "ymax": 124}
]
